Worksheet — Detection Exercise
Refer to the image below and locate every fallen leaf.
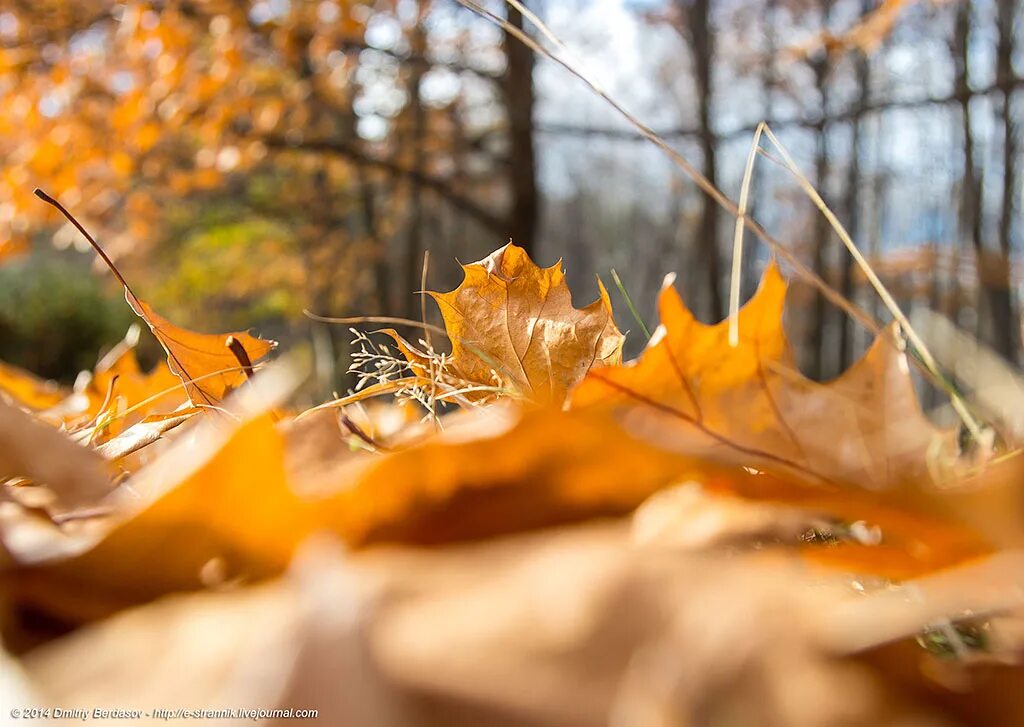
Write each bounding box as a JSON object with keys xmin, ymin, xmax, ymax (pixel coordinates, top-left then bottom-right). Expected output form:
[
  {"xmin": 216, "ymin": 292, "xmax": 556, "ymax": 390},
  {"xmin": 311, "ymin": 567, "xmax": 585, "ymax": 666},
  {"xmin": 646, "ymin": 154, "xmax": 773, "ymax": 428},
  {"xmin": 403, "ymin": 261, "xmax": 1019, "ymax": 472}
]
[
  {"xmin": 357, "ymin": 526, "xmax": 947, "ymax": 727},
  {"xmin": 0, "ymin": 398, "xmax": 111, "ymax": 509},
  {"xmin": 319, "ymin": 406, "xmax": 697, "ymax": 547},
  {"xmin": 4, "ymin": 403, "xmax": 699, "ymax": 624},
  {"xmin": 84, "ymin": 327, "xmax": 185, "ymax": 423},
  {"xmin": 0, "ymin": 361, "xmax": 66, "ymax": 411},
  {"xmin": 392, "ymin": 243, "xmax": 624, "ymax": 405},
  {"xmin": 94, "ymin": 407, "xmax": 202, "ymax": 462},
  {"xmin": 634, "ymin": 474, "xmax": 993, "ymax": 580},
  {"xmin": 19, "ymin": 527, "xmax": 954, "ymax": 727},
  {"xmin": 572, "ymin": 263, "xmax": 950, "ymax": 488}
]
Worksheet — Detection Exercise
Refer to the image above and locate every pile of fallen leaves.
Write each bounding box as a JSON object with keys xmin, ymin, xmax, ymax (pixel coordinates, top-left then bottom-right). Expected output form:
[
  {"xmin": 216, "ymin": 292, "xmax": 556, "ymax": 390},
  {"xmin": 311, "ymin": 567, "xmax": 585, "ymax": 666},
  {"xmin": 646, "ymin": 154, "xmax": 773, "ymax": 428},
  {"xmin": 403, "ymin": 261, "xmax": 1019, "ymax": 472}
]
[{"xmin": 2, "ymin": 202, "xmax": 1023, "ymax": 724}]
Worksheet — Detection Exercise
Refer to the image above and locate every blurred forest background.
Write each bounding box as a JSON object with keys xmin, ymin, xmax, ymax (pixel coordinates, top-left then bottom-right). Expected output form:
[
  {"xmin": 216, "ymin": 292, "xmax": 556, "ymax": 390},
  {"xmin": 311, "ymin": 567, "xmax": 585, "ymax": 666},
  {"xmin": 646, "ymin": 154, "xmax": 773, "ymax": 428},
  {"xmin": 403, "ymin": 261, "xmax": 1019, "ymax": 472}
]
[{"xmin": 0, "ymin": 0, "xmax": 1020, "ymax": 398}]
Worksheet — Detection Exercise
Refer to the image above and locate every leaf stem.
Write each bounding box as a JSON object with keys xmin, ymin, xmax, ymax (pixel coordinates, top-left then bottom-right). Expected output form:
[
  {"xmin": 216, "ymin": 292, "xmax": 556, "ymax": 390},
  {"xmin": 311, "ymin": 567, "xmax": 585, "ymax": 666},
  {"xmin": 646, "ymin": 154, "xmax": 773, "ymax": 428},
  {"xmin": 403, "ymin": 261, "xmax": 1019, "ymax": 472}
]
[{"xmin": 33, "ymin": 188, "xmax": 137, "ymax": 298}]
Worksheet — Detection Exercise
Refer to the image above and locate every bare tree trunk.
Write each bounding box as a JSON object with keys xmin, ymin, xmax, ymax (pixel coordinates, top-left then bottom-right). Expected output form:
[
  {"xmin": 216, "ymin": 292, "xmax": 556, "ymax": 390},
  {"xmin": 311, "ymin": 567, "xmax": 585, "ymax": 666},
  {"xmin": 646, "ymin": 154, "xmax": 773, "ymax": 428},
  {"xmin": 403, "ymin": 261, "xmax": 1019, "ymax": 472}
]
[
  {"xmin": 808, "ymin": 6, "xmax": 833, "ymax": 378},
  {"xmin": 953, "ymin": 0, "xmax": 982, "ymax": 333},
  {"xmin": 682, "ymin": 0, "xmax": 723, "ymax": 320},
  {"xmin": 746, "ymin": 0, "xmax": 777, "ymax": 301},
  {"xmin": 994, "ymin": 0, "xmax": 1021, "ymax": 364},
  {"xmin": 448, "ymin": 99, "xmax": 469, "ymax": 263},
  {"xmin": 402, "ymin": 7, "xmax": 429, "ymax": 318},
  {"xmin": 504, "ymin": 2, "xmax": 539, "ymax": 257},
  {"xmin": 839, "ymin": 8, "xmax": 870, "ymax": 370}
]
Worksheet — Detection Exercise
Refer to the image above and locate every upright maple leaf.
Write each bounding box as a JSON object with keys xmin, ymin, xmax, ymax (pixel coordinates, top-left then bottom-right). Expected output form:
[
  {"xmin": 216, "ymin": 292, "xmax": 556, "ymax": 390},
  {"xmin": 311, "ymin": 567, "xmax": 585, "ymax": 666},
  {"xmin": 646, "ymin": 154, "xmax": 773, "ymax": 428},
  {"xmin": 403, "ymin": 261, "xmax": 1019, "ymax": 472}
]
[
  {"xmin": 35, "ymin": 190, "xmax": 275, "ymax": 407},
  {"xmin": 572, "ymin": 263, "xmax": 950, "ymax": 488},
  {"xmin": 392, "ymin": 243, "xmax": 624, "ymax": 406},
  {"xmin": 125, "ymin": 295, "xmax": 275, "ymax": 407}
]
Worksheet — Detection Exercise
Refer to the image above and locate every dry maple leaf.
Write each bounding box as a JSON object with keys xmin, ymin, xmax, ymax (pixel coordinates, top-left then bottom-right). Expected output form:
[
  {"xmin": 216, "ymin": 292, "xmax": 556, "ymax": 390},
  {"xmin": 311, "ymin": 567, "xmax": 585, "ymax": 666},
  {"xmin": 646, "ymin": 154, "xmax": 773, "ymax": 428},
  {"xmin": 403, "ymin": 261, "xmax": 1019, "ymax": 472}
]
[
  {"xmin": 34, "ymin": 190, "xmax": 276, "ymax": 407},
  {"xmin": 635, "ymin": 475, "xmax": 993, "ymax": 581},
  {"xmin": 317, "ymin": 406, "xmax": 697, "ymax": 547},
  {"xmin": 571, "ymin": 262, "xmax": 951, "ymax": 489},
  {"xmin": 391, "ymin": 243, "xmax": 624, "ymax": 405},
  {"xmin": 2, "ymin": 400, "xmax": 992, "ymax": 634},
  {"xmin": 126, "ymin": 295, "xmax": 275, "ymax": 407}
]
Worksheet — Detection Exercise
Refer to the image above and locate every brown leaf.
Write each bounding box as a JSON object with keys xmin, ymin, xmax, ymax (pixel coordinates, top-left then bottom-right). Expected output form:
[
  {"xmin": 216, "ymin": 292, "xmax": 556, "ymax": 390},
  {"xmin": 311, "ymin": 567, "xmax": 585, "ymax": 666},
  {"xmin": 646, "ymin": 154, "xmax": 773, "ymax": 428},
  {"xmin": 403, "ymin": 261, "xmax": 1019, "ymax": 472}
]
[
  {"xmin": 392, "ymin": 243, "xmax": 624, "ymax": 405},
  {"xmin": 5, "ymin": 405, "xmax": 698, "ymax": 624},
  {"xmin": 19, "ymin": 528, "xmax": 953, "ymax": 727},
  {"xmin": 636, "ymin": 473, "xmax": 993, "ymax": 581},
  {"xmin": 85, "ymin": 328, "xmax": 186, "ymax": 422},
  {"xmin": 572, "ymin": 263, "xmax": 950, "ymax": 488}
]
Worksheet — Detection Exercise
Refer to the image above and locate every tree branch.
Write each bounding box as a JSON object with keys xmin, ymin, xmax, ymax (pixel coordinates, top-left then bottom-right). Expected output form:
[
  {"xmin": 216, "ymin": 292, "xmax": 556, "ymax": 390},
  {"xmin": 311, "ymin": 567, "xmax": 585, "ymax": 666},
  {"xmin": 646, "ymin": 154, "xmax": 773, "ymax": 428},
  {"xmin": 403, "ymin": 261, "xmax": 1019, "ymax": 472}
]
[{"xmin": 262, "ymin": 135, "xmax": 507, "ymax": 235}]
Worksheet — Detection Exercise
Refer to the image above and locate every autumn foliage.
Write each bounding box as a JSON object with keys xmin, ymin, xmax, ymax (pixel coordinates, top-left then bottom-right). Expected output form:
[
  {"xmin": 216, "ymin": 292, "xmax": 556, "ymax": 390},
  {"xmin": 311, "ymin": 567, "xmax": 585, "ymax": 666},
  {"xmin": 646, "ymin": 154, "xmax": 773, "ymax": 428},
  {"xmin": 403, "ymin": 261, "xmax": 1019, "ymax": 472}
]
[{"xmin": 1, "ymin": 197, "xmax": 1022, "ymax": 725}]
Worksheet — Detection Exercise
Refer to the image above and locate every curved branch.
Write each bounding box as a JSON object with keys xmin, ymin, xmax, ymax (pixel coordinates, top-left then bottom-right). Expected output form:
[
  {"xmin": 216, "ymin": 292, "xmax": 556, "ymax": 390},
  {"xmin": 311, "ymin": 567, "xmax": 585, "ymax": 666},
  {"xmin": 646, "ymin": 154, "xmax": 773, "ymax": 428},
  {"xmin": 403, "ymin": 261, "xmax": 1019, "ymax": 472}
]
[{"xmin": 262, "ymin": 134, "xmax": 507, "ymax": 235}]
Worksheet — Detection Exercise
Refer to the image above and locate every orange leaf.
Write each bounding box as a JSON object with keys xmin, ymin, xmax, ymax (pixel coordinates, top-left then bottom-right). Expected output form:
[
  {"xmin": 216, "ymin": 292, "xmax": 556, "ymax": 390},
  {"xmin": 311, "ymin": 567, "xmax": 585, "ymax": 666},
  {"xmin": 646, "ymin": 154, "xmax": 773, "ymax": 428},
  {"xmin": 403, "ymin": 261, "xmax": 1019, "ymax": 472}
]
[
  {"xmin": 34, "ymin": 190, "xmax": 276, "ymax": 407},
  {"xmin": 393, "ymin": 243, "xmax": 624, "ymax": 405},
  {"xmin": 572, "ymin": 263, "xmax": 950, "ymax": 488},
  {"xmin": 0, "ymin": 361, "xmax": 67, "ymax": 411},
  {"xmin": 316, "ymin": 406, "xmax": 697, "ymax": 547},
  {"xmin": 83, "ymin": 329, "xmax": 187, "ymax": 427},
  {"xmin": 126, "ymin": 294, "xmax": 275, "ymax": 407}
]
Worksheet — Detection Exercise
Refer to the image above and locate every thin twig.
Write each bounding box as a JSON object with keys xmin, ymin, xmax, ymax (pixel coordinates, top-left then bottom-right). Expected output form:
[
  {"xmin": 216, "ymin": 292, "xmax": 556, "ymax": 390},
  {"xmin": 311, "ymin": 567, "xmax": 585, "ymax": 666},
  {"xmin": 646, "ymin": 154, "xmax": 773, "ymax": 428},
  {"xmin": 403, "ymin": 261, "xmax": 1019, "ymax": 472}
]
[
  {"xmin": 420, "ymin": 250, "xmax": 433, "ymax": 351},
  {"xmin": 457, "ymin": 0, "xmax": 880, "ymax": 337},
  {"xmin": 759, "ymin": 124, "xmax": 984, "ymax": 441},
  {"xmin": 303, "ymin": 309, "xmax": 448, "ymax": 337},
  {"xmin": 34, "ymin": 189, "xmax": 136, "ymax": 297}
]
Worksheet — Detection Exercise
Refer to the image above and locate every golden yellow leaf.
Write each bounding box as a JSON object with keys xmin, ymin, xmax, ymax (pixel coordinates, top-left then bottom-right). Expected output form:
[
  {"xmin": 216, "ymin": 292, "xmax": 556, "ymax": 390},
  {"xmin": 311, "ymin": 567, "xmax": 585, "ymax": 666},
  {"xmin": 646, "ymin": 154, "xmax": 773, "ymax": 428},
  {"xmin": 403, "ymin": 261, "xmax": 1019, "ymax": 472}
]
[
  {"xmin": 3, "ymin": 403, "xmax": 991, "ymax": 631},
  {"xmin": 10, "ymin": 413, "xmax": 301, "ymax": 622},
  {"xmin": 6, "ymin": 405, "xmax": 696, "ymax": 622},
  {"xmin": 572, "ymin": 263, "xmax": 949, "ymax": 488},
  {"xmin": 317, "ymin": 406, "xmax": 697, "ymax": 547},
  {"xmin": 393, "ymin": 243, "xmax": 624, "ymax": 405},
  {"xmin": 80, "ymin": 330, "xmax": 186, "ymax": 432},
  {"xmin": 0, "ymin": 361, "xmax": 66, "ymax": 411},
  {"xmin": 126, "ymin": 294, "xmax": 275, "ymax": 407},
  {"xmin": 34, "ymin": 190, "xmax": 276, "ymax": 408}
]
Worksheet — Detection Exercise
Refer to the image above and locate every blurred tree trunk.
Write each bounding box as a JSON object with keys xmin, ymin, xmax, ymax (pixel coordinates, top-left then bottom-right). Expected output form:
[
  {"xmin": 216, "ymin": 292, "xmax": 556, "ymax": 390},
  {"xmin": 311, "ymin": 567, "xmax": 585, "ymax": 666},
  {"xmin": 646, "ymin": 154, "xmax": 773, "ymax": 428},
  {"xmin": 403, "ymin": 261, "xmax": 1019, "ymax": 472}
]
[
  {"xmin": 994, "ymin": 0, "xmax": 1021, "ymax": 364},
  {"xmin": 747, "ymin": 0, "xmax": 778, "ymax": 302},
  {"xmin": 403, "ymin": 6, "xmax": 429, "ymax": 318},
  {"xmin": 808, "ymin": 2, "xmax": 833, "ymax": 379},
  {"xmin": 678, "ymin": 0, "xmax": 723, "ymax": 320},
  {"xmin": 839, "ymin": 8, "xmax": 870, "ymax": 370},
  {"xmin": 504, "ymin": 2, "xmax": 539, "ymax": 257},
  {"xmin": 448, "ymin": 99, "xmax": 469, "ymax": 263},
  {"xmin": 954, "ymin": 0, "xmax": 982, "ymax": 333}
]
